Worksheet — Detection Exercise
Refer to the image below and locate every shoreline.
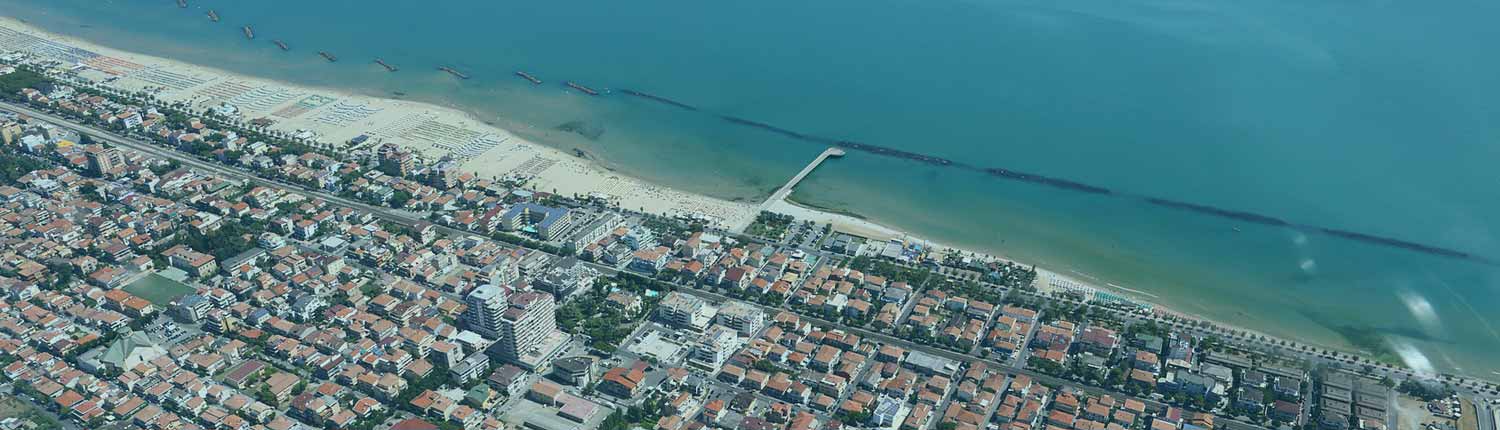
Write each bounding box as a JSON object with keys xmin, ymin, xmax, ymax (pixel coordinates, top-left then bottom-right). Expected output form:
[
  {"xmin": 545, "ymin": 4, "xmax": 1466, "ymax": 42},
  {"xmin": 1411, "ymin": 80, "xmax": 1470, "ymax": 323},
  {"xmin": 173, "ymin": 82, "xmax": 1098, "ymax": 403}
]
[
  {"xmin": 0, "ymin": 15, "xmax": 1451, "ymax": 379},
  {"xmin": 772, "ymin": 193, "xmax": 1364, "ymax": 369},
  {"xmin": 0, "ymin": 16, "xmax": 763, "ymax": 232}
]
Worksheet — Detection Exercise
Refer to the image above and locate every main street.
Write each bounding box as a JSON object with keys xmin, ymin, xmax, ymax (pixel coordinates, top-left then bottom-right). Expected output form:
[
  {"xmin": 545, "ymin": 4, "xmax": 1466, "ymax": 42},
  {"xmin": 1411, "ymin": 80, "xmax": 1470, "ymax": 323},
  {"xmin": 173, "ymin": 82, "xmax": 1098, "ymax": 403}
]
[
  {"xmin": 1, "ymin": 102, "xmax": 469, "ymax": 234},
  {"xmin": 7, "ymin": 98, "xmax": 1487, "ymax": 394},
  {"xmin": 5, "ymin": 99, "xmax": 1274, "ymax": 429},
  {"xmin": 2, "ymin": 101, "xmax": 1464, "ymax": 430},
  {"xmin": 658, "ymin": 280, "xmax": 1293, "ymax": 430}
]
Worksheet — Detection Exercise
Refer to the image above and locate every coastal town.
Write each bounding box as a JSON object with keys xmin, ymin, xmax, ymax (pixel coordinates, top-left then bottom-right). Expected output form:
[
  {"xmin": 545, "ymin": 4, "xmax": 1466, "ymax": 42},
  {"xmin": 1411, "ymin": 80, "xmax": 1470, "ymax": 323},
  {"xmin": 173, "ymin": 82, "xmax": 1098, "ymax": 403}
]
[{"xmin": 2, "ymin": 23, "xmax": 1500, "ymax": 430}]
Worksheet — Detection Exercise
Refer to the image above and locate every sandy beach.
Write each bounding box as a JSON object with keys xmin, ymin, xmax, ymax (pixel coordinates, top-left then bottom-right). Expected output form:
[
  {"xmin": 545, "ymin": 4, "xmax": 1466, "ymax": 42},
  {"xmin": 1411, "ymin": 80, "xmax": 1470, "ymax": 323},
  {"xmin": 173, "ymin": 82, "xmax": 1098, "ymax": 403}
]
[
  {"xmin": 0, "ymin": 16, "xmax": 765, "ymax": 230},
  {"xmin": 0, "ymin": 15, "xmax": 950, "ymax": 249},
  {"xmin": 0, "ymin": 15, "xmax": 1293, "ymax": 346}
]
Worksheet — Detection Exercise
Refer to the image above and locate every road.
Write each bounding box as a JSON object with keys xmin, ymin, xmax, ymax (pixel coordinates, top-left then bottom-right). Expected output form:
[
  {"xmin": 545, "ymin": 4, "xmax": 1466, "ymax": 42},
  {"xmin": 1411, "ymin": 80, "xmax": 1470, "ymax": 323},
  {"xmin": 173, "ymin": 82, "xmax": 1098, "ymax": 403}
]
[
  {"xmin": 11, "ymin": 99, "xmax": 1482, "ymax": 396},
  {"xmin": 664, "ymin": 283, "xmax": 1197, "ymax": 418},
  {"xmin": 1008, "ymin": 309, "xmax": 1044, "ymax": 368},
  {"xmin": 7, "ymin": 98, "xmax": 1257, "ymax": 427},
  {"xmin": 977, "ymin": 375, "xmax": 1014, "ymax": 425},
  {"xmin": 1, "ymin": 102, "xmax": 469, "ymax": 237},
  {"xmin": 1479, "ymin": 400, "xmax": 1497, "ymax": 430},
  {"xmin": 9, "ymin": 101, "xmax": 1482, "ymax": 429}
]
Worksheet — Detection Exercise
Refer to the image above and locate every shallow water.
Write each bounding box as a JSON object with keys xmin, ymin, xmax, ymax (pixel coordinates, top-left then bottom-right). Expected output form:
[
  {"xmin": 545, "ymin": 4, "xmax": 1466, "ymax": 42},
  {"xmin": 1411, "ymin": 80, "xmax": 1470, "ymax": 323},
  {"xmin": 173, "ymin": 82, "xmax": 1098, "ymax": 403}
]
[{"xmin": 7, "ymin": 0, "xmax": 1500, "ymax": 377}]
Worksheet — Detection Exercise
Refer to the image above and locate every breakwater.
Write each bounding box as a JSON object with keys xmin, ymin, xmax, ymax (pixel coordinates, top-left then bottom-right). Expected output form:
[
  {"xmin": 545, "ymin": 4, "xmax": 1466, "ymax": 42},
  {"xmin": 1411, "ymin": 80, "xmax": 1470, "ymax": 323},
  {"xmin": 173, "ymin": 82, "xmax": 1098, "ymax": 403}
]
[
  {"xmin": 618, "ymin": 92, "xmax": 1492, "ymax": 265},
  {"xmin": 619, "ymin": 89, "xmax": 699, "ymax": 112},
  {"xmin": 984, "ymin": 168, "xmax": 1113, "ymax": 195},
  {"xmin": 1143, "ymin": 198, "xmax": 1289, "ymax": 227},
  {"xmin": 1317, "ymin": 227, "xmax": 1475, "ymax": 260},
  {"xmin": 124, "ymin": 0, "xmax": 1499, "ymax": 267}
]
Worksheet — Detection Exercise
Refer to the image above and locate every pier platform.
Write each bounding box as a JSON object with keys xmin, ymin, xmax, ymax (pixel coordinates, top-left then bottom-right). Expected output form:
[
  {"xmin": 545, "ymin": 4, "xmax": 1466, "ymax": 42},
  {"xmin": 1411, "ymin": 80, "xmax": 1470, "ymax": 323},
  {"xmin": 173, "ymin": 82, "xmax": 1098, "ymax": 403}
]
[{"xmin": 760, "ymin": 147, "xmax": 844, "ymax": 212}]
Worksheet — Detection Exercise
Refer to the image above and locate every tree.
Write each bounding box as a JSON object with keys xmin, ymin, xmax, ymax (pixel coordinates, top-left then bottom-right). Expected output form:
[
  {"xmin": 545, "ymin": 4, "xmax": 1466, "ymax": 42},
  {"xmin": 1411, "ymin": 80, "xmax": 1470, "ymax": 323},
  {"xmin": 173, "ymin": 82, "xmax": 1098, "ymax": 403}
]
[
  {"xmin": 600, "ymin": 410, "xmax": 629, "ymax": 430},
  {"xmin": 45, "ymin": 262, "xmax": 78, "ymax": 289},
  {"xmin": 78, "ymin": 182, "xmax": 106, "ymax": 202},
  {"xmin": 0, "ymin": 68, "xmax": 49, "ymax": 101},
  {"xmin": 1028, "ymin": 356, "xmax": 1067, "ymax": 377},
  {"xmin": 390, "ymin": 189, "xmax": 413, "ymax": 207},
  {"xmin": 173, "ymin": 220, "xmax": 256, "ymax": 260},
  {"xmin": 150, "ymin": 159, "xmax": 183, "ymax": 176},
  {"xmin": 0, "ymin": 152, "xmax": 48, "ymax": 184},
  {"xmin": 838, "ymin": 410, "xmax": 873, "ymax": 424},
  {"xmin": 256, "ymin": 385, "xmax": 277, "ymax": 406},
  {"xmin": 1396, "ymin": 378, "xmax": 1453, "ymax": 401}
]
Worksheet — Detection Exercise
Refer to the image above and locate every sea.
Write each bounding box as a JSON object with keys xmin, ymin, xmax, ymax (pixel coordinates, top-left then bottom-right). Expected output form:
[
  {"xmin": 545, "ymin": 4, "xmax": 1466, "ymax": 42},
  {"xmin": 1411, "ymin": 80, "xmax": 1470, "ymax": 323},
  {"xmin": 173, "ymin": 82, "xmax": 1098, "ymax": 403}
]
[{"xmin": 5, "ymin": 0, "xmax": 1500, "ymax": 378}]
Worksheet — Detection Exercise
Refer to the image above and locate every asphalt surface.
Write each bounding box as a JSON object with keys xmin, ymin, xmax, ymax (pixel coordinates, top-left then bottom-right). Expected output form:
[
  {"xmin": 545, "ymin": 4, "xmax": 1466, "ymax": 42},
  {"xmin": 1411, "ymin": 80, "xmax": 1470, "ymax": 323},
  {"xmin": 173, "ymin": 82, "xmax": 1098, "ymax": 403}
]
[
  {"xmin": 3, "ymin": 100, "xmax": 1262, "ymax": 428},
  {"xmin": 10, "ymin": 100, "xmax": 1495, "ymax": 429}
]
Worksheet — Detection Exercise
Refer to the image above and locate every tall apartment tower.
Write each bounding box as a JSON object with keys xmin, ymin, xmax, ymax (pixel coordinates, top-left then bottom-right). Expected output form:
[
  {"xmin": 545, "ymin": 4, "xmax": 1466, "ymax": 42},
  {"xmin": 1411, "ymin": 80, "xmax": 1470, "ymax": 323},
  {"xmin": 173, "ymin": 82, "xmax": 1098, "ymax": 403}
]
[
  {"xmin": 462, "ymin": 284, "xmax": 510, "ymax": 340},
  {"xmin": 494, "ymin": 291, "xmax": 557, "ymax": 363},
  {"xmin": 84, "ymin": 144, "xmax": 124, "ymax": 177}
]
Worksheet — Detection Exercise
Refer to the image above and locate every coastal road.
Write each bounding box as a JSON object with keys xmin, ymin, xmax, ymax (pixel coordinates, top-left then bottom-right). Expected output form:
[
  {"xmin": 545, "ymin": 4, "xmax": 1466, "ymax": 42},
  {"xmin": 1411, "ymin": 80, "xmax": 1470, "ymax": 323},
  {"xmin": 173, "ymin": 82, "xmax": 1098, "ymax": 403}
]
[
  {"xmin": 1476, "ymin": 400, "xmax": 1496, "ymax": 430},
  {"xmin": 0, "ymin": 102, "xmax": 459, "ymax": 233},
  {"xmin": 8, "ymin": 103, "xmax": 1481, "ymax": 426},
  {"xmin": 918, "ymin": 260, "xmax": 1500, "ymax": 397},
  {"xmin": 3, "ymin": 99, "xmax": 1233, "ymax": 424},
  {"xmin": 659, "ymin": 280, "xmax": 1238, "ymax": 425},
  {"xmin": 27, "ymin": 96, "xmax": 1490, "ymax": 395}
]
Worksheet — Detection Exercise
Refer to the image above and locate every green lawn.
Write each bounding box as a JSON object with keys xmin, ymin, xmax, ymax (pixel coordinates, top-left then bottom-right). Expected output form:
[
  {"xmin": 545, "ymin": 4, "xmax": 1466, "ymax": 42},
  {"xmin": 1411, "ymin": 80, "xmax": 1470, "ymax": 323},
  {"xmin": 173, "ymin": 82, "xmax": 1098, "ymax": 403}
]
[
  {"xmin": 745, "ymin": 211, "xmax": 795, "ymax": 240},
  {"xmin": 124, "ymin": 273, "xmax": 197, "ymax": 306}
]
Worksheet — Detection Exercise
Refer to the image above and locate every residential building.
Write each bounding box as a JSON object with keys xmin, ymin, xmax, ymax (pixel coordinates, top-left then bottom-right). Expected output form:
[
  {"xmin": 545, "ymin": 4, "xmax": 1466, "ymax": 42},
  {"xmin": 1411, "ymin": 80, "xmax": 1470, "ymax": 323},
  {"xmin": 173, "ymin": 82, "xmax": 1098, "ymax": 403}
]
[
  {"xmin": 566, "ymin": 212, "xmax": 623, "ymax": 252},
  {"xmin": 462, "ymin": 284, "xmax": 509, "ymax": 339},
  {"xmin": 690, "ymin": 325, "xmax": 743, "ymax": 372},
  {"xmin": 658, "ymin": 291, "xmax": 716, "ymax": 332},
  {"xmin": 716, "ymin": 301, "xmax": 765, "ymax": 336},
  {"xmin": 84, "ymin": 144, "xmax": 124, "ymax": 177},
  {"xmin": 551, "ymin": 356, "xmax": 595, "ymax": 386},
  {"xmin": 487, "ymin": 365, "xmax": 529, "ymax": 396},
  {"xmin": 492, "ymin": 291, "xmax": 559, "ymax": 366},
  {"xmin": 598, "ymin": 361, "xmax": 648, "ymax": 398},
  {"xmin": 451, "ymin": 354, "xmax": 490, "ymax": 384},
  {"xmin": 533, "ymin": 258, "xmax": 599, "ymax": 299},
  {"xmin": 173, "ymin": 294, "xmax": 212, "ymax": 322}
]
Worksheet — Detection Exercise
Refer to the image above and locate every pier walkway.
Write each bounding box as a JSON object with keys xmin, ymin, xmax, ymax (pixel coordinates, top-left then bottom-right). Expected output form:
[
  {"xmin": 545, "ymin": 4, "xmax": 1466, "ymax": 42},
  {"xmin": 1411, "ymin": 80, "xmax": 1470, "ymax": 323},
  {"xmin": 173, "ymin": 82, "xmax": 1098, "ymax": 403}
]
[{"xmin": 760, "ymin": 147, "xmax": 845, "ymax": 212}]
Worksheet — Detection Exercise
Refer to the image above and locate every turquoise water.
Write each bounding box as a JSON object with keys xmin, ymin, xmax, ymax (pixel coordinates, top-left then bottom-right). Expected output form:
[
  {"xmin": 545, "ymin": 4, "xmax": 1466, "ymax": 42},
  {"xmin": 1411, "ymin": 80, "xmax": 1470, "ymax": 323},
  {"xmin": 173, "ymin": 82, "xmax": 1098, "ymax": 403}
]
[{"xmin": 6, "ymin": 0, "xmax": 1500, "ymax": 377}]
